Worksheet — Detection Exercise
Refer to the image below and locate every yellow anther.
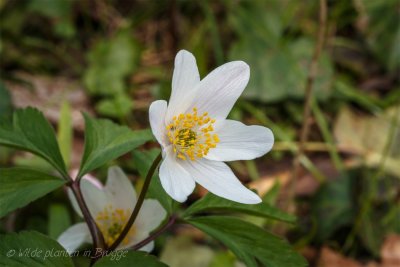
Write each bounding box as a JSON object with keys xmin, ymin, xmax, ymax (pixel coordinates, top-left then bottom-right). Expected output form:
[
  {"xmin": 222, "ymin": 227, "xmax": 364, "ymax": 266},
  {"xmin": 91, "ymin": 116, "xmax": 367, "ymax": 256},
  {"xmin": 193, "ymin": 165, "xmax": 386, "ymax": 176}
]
[
  {"xmin": 166, "ymin": 107, "xmax": 219, "ymax": 161},
  {"xmin": 95, "ymin": 206, "xmax": 136, "ymax": 246}
]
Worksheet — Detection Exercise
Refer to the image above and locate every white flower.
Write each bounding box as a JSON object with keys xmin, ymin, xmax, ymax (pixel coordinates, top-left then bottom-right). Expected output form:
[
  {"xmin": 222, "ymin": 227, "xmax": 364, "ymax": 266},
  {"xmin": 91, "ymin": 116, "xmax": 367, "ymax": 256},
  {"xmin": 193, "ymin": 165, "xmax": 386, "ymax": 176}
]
[
  {"xmin": 58, "ymin": 166, "xmax": 167, "ymax": 253},
  {"xmin": 149, "ymin": 50, "xmax": 274, "ymax": 204}
]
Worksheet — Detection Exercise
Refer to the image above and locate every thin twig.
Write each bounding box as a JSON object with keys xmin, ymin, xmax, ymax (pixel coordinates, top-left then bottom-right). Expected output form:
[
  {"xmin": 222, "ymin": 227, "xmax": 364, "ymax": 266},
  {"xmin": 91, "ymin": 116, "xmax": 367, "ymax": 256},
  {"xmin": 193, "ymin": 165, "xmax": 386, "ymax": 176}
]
[
  {"xmin": 108, "ymin": 152, "xmax": 163, "ymax": 251},
  {"xmin": 69, "ymin": 181, "xmax": 106, "ymax": 252},
  {"xmin": 131, "ymin": 214, "xmax": 177, "ymax": 251},
  {"xmin": 290, "ymin": 0, "xmax": 328, "ymax": 200}
]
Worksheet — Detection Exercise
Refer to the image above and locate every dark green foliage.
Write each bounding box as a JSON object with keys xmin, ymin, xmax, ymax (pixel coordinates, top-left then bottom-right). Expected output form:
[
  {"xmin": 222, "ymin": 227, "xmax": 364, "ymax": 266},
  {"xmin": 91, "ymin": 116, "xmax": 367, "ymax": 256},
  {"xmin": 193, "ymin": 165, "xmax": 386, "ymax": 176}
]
[
  {"xmin": 0, "ymin": 108, "xmax": 68, "ymax": 178},
  {"xmin": 78, "ymin": 113, "xmax": 153, "ymax": 178},
  {"xmin": 0, "ymin": 231, "xmax": 74, "ymax": 267},
  {"xmin": 184, "ymin": 192, "xmax": 296, "ymax": 223},
  {"xmin": 0, "ymin": 168, "xmax": 66, "ymax": 218},
  {"xmin": 188, "ymin": 216, "xmax": 307, "ymax": 267}
]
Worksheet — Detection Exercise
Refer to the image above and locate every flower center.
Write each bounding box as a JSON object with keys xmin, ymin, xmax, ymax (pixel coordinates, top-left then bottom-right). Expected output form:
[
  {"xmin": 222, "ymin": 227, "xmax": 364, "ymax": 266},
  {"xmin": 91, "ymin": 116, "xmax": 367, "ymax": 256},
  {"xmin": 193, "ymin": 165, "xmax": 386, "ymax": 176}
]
[
  {"xmin": 95, "ymin": 205, "xmax": 135, "ymax": 246},
  {"xmin": 166, "ymin": 107, "xmax": 219, "ymax": 161}
]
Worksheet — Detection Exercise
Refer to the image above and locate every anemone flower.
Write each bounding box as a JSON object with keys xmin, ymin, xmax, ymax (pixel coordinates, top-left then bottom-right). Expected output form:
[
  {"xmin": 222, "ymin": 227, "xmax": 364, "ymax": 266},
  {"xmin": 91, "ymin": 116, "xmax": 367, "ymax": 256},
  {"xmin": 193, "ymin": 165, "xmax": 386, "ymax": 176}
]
[
  {"xmin": 149, "ymin": 50, "xmax": 274, "ymax": 204},
  {"xmin": 58, "ymin": 166, "xmax": 166, "ymax": 253}
]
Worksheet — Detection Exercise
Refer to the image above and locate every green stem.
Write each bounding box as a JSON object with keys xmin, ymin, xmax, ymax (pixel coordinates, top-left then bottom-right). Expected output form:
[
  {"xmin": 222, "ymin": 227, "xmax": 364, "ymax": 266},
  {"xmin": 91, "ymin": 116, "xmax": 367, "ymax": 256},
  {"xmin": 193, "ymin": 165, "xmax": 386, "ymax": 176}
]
[
  {"xmin": 131, "ymin": 214, "xmax": 177, "ymax": 251},
  {"xmin": 69, "ymin": 181, "xmax": 106, "ymax": 252},
  {"xmin": 108, "ymin": 152, "xmax": 163, "ymax": 251}
]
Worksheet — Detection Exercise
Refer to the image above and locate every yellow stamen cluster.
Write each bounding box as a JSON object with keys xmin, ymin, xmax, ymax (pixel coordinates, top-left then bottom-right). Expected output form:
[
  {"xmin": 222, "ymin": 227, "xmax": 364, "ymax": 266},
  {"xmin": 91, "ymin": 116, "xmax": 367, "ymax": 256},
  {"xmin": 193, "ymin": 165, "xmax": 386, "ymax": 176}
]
[
  {"xmin": 166, "ymin": 107, "xmax": 219, "ymax": 161},
  {"xmin": 95, "ymin": 205, "xmax": 135, "ymax": 246}
]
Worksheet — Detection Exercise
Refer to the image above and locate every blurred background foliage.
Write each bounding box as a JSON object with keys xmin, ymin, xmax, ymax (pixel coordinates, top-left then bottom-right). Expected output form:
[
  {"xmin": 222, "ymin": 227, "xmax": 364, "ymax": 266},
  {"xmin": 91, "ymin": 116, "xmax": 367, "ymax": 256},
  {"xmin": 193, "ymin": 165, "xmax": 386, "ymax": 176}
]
[{"xmin": 0, "ymin": 0, "xmax": 399, "ymax": 266}]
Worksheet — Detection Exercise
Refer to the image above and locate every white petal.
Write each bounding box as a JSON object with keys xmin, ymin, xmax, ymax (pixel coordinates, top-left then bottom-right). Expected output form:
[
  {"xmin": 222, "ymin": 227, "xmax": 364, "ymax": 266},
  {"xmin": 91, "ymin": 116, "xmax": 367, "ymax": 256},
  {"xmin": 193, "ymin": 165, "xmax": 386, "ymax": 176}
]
[
  {"xmin": 149, "ymin": 100, "xmax": 168, "ymax": 147},
  {"xmin": 120, "ymin": 231, "xmax": 154, "ymax": 252},
  {"xmin": 118, "ymin": 200, "xmax": 166, "ymax": 251},
  {"xmin": 117, "ymin": 227, "xmax": 155, "ymax": 251},
  {"xmin": 135, "ymin": 199, "xmax": 167, "ymax": 233},
  {"xmin": 57, "ymin": 223, "xmax": 92, "ymax": 254},
  {"xmin": 187, "ymin": 61, "xmax": 250, "ymax": 120},
  {"xmin": 117, "ymin": 200, "xmax": 166, "ymax": 251},
  {"xmin": 180, "ymin": 159, "xmax": 261, "ymax": 204},
  {"xmin": 205, "ymin": 120, "xmax": 274, "ymax": 161},
  {"xmin": 67, "ymin": 173, "xmax": 102, "ymax": 217},
  {"xmin": 139, "ymin": 241, "xmax": 154, "ymax": 252},
  {"xmin": 159, "ymin": 148, "xmax": 196, "ymax": 202},
  {"xmin": 80, "ymin": 178, "xmax": 110, "ymax": 219},
  {"xmin": 105, "ymin": 166, "xmax": 136, "ymax": 211},
  {"xmin": 67, "ymin": 188, "xmax": 83, "ymax": 217},
  {"xmin": 166, "ymin": 50, "xmax": 200, "ymax": 122}
]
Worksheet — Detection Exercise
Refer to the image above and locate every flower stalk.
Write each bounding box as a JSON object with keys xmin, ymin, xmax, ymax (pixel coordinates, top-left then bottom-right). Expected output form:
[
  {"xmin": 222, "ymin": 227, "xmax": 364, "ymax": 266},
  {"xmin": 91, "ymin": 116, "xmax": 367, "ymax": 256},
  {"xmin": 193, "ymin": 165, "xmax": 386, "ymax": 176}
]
[
  {"xmin": 108, "ymin": 152, "xmax": 163, "ymax": 251},
  {"xmin": 69, "ymin": 181, "xmax": 106, "ymax": 251},
  {"xmin": 131, "ymin": 214, "xmax": 177, "ymax": 251}
]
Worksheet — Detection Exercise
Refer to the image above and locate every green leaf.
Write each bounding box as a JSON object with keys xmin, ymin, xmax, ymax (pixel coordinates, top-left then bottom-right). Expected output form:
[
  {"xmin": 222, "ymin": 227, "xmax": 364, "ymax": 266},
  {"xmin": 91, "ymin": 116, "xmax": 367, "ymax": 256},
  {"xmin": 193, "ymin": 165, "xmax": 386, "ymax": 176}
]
[
  {"xmin": 132, "ymin": 149, "xmax": 173, "ymax": 214},
  {"xmin": 95, "ymin": 92, "xmax": 133, "ymax": 118},
  {"xmin": 312, "ymin": 174, "xmax": 355, "ymax": 241},
  {"xmin": 48, "ymin": 204, "xmax": 71, "ymax": 240},
  {"xmin": 227, "ymin": 1, "xmax": 334, "ymax": 103},
  {"xmin": 78, "ymin": 114, "xmax": 153, "ymax": 178},
  {"xmin": 228, "ymin": 0, "xmax": 287, "ymax": 47},
  {"xmin": 84, "ymin": 31, "xmax": 140, "ymax": 95},
  {"xmin": 229, "ymin": 37, "xmax": 333, "ymax": 103},
  {"xmin": 57, "ymin": 101, "xmax": 72, "ymax": 169},
  {"xmin": 93, "ymin": 251, "xmax": 167, "ymax": 267},
  {"xmin": 0, "ymin": 168, "xmax": 66, "ymax": 218},
  {"xmin": 0, "ymin": 231, "xmax": 74, "ymax": 267},
  {"xmin": 187, "ymin": 216, "xmax": 307, "ymax": 267},
  {"xmin": 0, "ymin": 107, "xmax": 68, "ymax": 178},
  {"xmin": 184, "ymin": 193, "xmax": 296, "ymax": 223}
]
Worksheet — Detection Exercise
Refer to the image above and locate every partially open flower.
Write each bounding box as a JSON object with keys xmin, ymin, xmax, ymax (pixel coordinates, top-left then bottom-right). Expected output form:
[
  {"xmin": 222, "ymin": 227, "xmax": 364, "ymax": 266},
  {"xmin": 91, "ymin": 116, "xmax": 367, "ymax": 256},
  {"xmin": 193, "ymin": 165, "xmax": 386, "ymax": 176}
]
[
  {"xmin": 149, "ymin": 50, "xmax": 274, "ymax": 204},
  {"xmin": 58, "ymin": 166, "xmax": 166, "ymax": 253}
]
